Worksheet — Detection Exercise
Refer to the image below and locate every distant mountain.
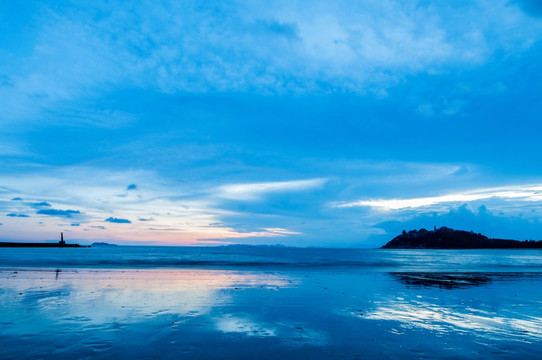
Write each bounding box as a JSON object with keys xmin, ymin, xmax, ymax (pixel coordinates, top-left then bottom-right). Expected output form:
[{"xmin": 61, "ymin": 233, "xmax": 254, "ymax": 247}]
[
  {"xmin": 91, "ymin": 242, "xmax": 118, "ymax": 247},
  {"xmin": 223, "ymin": 244, "xmax": 287, "ymax": 248},
  {"xmin": 382, "ymin": 227, "xmax": 542, "ymax": 249}
]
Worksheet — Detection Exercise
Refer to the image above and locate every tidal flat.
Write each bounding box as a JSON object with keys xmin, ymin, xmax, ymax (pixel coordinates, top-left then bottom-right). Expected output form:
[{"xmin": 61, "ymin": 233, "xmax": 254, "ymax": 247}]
[{"xmin": 1, "ymin": 267, "xmax": 542, "ymax": 359}]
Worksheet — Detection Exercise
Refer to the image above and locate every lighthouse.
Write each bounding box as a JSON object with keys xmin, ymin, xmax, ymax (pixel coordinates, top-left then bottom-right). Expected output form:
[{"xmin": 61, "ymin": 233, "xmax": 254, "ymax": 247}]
[{"xmin": 59, "ymin": 232, "xmax": 66, "ymax": 247}]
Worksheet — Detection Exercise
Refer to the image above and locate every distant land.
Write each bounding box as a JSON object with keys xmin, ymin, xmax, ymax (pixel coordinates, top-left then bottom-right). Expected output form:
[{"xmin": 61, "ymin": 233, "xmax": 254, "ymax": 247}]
[
  {"xmin": 91, "ymin": 242, "xmax": 117, "ymax": 247},
  {"xmin": 224, "ymin": 244, "xmax": 286, "ymax": 248},
  {"xmin": 0, "ymin": 232, "xmax": 89, "ymax": 248},
  {"xmin": 0, "ymin": 242, "xmax": 89, "ymax": 248},
  {"xmin": 382, "ymin": 227, "xmax": 542, "ymax": 249}
]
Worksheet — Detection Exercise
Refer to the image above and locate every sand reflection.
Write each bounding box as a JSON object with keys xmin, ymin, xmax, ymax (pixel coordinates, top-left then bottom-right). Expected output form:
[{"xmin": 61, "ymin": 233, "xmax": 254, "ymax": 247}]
[
  {"xmin": 0, "ymin": 269, "xmax": 296, "ymax": 331},
  {"xmin": 364, "ymin": 298, "xmax": 542, "ymax": 341},
  {"xmin": 3, "ymin": 268, "xmax": 542, "ymax": 358}
]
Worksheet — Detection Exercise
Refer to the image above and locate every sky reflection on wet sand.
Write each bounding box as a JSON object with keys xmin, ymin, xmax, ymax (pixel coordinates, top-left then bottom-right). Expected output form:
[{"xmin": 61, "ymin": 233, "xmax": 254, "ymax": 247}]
[{"xmin": 1, "ymin": 269, "xmax": 542, "ymax": 359}]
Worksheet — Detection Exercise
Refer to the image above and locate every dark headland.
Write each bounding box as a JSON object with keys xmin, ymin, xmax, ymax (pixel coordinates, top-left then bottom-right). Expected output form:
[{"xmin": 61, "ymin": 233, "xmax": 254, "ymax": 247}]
[
  {"xmin": 382, "ymin": 227, "xmax": 542, "ymax": 249},
  {"xmin": 0, "ymin": 232, "xmax": 89, "ymax": 248}
]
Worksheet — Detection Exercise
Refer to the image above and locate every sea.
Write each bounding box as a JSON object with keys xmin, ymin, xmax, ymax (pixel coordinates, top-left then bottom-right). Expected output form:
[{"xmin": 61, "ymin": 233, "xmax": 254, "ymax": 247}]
[
  {"xmin": 1, "ymin": 245, "xmax": 542, "ymax": 271},
  {"xmin": 1, "ymin": 246, "xmax": 542, "ymax": 359}
]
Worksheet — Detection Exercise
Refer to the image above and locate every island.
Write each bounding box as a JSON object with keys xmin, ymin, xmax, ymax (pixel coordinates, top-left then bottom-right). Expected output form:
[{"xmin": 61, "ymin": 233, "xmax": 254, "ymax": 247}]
[
  {"xmin": 382, "ymin": 227, "xmax": 542, "ymax": 249},
  {"xmin": 0, "ymin": 233, "xmax": 90, "ymax": 248},
  {"xmin": 91, "ymin": 242, "xmax": 117, "ymax": 247}
]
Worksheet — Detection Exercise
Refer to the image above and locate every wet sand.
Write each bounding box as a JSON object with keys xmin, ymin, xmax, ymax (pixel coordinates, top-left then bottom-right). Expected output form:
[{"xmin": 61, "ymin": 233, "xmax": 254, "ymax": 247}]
[{"xmin": 1, "ymin": 268, "xmax": 542, "ymax": 359}]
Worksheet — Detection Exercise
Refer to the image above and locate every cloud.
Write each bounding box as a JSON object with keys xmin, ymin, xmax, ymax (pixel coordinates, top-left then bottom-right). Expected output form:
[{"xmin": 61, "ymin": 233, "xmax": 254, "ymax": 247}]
[
  {"xmin": 217, "ymin": 178, "xmax": 327, "ymax": 200},
  {"xmin": 105, "ymin": 217, "xmax": 132, "ymax": 224},
  {"xmin": 126, "ymin": 184, "xmax": 137, "ymax": 190},
  {"xmin": 198, "ymin": 227, "xmax": 302, "ymax": 244},
  {"xmin": 32, "ymin": 201, "xmax": 51, "ymax": 207},
  {"xmin": 2, "ymin": 0, "xmax": 541, "ymax": 127},
  {"xmin": 452, "ymin": 165, "xmax": 469, "ymax": 176},
  {"xmin": 0, "ymin": 141, "xmax": 31, "ymax": 157},
  {"xmin": 417, "ymin": 99, "xmax": 467, "ymax": 118},
  {"xmin": 146, "ymin": 227, "xmax": 180, "ymax": 231},
  {"xmin": 337, "ymin": 184, "xmax": 542, "ymax": 210},
  {"xmin": 261, "ymin": 228, "xmax": 300, "ymax": 235},
  {"xmin": 252, "ymin": 20, "xmax": 301, "ymax": 41},
  {"xmin": 37, "ymin": 209, "xmax": 81, "ymax": 218},
  {"xmin": 138, "ymin": 217, "xmax": 153, "ymax": 221},
  {"xmin": 372, "ymin": 204, "xmax": 542, "ymax": 242},
  {"xmin": 0, "ymin": 157, "xmax": 540, "ymax": 247},
  {"xmin": 6, "ymin": 213, "xmax": 29, "ymax": 217},
  {"xmin": 91, "ymin": 225, "xmax": 106, "ymax": 229},
  {"xmin": 11, "ymin": 197, "xmax": 22, "ymax": 201},
  {"xmin": 71, "ymin": 223, "xmax": 80, "ymax": 227}
]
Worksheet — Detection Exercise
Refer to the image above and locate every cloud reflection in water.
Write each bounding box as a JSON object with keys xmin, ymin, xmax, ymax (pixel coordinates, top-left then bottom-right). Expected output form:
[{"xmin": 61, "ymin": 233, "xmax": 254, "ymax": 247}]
[{"xmin": 364, "ymin": 273, "xmax": 542, "ymax": 342}]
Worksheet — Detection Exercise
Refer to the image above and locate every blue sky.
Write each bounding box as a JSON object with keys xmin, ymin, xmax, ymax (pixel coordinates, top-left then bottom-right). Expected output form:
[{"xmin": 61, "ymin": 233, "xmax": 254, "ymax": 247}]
[{"xmin": 1, "ymin": 0, "xmax": 542, "ymax": 246}]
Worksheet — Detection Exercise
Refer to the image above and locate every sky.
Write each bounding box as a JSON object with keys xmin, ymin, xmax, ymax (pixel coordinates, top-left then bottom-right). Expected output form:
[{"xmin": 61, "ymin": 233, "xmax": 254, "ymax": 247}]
[{"xmin": 1, "ymin": 0, "xmax": 542, "ymax": 247}]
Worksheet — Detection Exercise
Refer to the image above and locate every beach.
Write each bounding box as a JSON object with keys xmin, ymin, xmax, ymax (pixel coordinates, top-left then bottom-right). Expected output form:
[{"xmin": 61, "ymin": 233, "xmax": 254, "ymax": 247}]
[{"xmin": 1, "ymin": 247, "xmax": 542, "ymax": 359}]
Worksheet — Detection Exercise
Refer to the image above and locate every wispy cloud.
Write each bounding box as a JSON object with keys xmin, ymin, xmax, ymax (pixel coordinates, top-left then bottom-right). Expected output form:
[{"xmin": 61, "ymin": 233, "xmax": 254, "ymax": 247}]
[
  {"xmin": 217, "ymin": 178, "xmax": 327, "ymax": 200},
  {"xmin": 37, "ymin": 209, "xmax": 81, "ymax": 217},
  {"xmin": 336, "ymin": 184, "xmax": 542, "ymax": 210},
  {"xmin": 105, "ymin": 217, "xmax": 132, "ymax": 224},
  {"xmin": 0, "ymin": 142, "xmax": 29, "ymax": 157},
  {"xmin": 32, "ymin": 202, "xmax": 51, "ymax": 207},
  {"xmin": 214, "ymin": 227, "xmax": 301, "ymax": 239},
  {"xmin": 6, "ymin": 213, "xmax": 29, "ymax": 218}
]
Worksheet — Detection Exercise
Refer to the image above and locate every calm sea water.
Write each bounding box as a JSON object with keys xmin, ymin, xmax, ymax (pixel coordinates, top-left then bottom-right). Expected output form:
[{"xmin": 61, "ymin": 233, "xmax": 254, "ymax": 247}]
[{"xmin": 1, "ymin": 246, "xmax": 542, "ymax": 271}]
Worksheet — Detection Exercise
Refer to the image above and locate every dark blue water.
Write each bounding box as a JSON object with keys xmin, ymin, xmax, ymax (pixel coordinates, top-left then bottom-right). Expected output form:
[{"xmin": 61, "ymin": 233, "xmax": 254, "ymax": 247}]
[{"xmin": 1, "ymin": 246, "xmax": 542, "ymax": 271}]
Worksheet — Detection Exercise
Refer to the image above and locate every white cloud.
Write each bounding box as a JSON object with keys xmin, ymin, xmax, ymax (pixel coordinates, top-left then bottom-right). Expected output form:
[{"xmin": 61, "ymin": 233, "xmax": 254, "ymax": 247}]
[
  {"xmin": 337, "ymin": 184, "xmax": 542, "ymax": 210},
  {"xmin": 217, "ymin": 178, "xmax": 327, "ymax": 200}
]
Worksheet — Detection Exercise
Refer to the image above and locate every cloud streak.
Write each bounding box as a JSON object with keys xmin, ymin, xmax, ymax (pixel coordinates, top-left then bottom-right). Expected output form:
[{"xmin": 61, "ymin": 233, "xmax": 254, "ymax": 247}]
[
  {"xmin": 337, "ymin": 184, "xmax": 542, "ymax": 210},
  {"xmin": 217, "ymin": 179, "xmax": 327, "ymax": 200},
  {"xmin": 6, "ymin": 213, "xmax": 29, "ymax": 218},
  {"xmin": 32, "ymin": 202, "xmax": 51, "ymax": 207},
  {"xmin": 105, "ymin": 217, "xmax": 132, "ymax": 224},
  {"xmin": 37, "ymin": 209, "xmax": 81, "ymax": 217}
]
